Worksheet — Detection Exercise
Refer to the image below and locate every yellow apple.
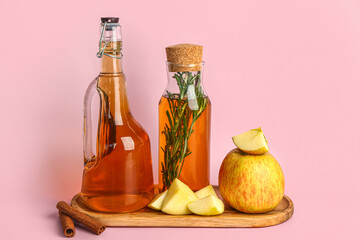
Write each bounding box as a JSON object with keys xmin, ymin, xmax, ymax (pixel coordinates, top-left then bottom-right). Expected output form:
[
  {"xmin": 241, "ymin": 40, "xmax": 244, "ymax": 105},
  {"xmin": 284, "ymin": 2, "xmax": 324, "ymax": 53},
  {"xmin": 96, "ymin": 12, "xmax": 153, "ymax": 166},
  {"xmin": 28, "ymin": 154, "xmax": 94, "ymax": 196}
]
[
  {"xmin": 218, "ymin": 148, "xmax": 284, "ymax": 213},
  {"xmin": 232, "ymin": 127, "xmax": 269, "ymax": 154},
  {"xmin": 148, "ymin": 190, "xmax": 168, "ymax": 210},
  {"xmin": 161, "ymin": 178, "xmax": 198, "ymax": 215},
  {"xmin": 195, "ymin": 185, "xmax": 217, "ymax": 199},
  {"xmin": 188, "ymin": 195, "xmax": 225, "ymax": 216}
]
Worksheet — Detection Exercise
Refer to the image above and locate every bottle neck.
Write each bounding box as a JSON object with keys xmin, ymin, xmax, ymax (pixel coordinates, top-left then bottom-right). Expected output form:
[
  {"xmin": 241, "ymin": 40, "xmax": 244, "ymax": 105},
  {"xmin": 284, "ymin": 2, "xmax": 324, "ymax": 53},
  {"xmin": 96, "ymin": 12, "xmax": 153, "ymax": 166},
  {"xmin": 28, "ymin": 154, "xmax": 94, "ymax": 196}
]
[
  {"xmin": 100, "ymin": 55, "xmax": 123, "ymax": 74},
  {"xmin": 99, "ymin": 40, "xmax": 123, "ymax": 74},
  {"xmin": 164, "ymin": 63, "xmax": 207, "ymax": 98}
]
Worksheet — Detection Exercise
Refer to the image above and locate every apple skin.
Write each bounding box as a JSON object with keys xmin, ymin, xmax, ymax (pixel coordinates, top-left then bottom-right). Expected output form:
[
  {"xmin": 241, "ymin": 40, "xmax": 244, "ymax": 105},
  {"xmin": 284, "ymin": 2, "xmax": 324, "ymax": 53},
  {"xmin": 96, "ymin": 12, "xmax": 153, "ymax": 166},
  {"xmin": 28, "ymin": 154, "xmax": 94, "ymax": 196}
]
[{"xmin": 219, "ymin": 148, "xmax": 285, "ymax": 213}]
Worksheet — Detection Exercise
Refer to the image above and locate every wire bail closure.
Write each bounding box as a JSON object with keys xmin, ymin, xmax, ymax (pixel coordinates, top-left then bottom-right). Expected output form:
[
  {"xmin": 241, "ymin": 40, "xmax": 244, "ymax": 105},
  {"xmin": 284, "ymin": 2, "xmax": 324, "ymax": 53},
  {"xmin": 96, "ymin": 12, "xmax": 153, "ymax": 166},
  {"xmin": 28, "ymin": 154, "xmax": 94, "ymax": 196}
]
[{"xmin": 96, "ymin": 22, "xmax": 123, "ymax": 59}]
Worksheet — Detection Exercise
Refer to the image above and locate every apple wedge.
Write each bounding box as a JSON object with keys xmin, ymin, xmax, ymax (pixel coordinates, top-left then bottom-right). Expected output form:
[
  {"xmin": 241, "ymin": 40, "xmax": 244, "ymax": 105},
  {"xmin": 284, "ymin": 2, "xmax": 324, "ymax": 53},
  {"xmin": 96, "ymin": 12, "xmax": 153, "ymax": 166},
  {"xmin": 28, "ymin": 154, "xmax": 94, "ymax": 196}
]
[
  {"xmin": 188, "ymin": 195, "xmax": 225, "ymax": 216},
  {"xmin": 161, "ymin": 178, "xmax": 198, "ymax": 215},
  {"xmin": 148, "ymin": 190, "xmax": 168, "ymax": 210},
  {"xmin": 232, "ymin": 127, "xmax": 269, "ymax": 154},
  {"xmin": 195, "ymin": 185, "xmax": 217, "ymax": 199}
]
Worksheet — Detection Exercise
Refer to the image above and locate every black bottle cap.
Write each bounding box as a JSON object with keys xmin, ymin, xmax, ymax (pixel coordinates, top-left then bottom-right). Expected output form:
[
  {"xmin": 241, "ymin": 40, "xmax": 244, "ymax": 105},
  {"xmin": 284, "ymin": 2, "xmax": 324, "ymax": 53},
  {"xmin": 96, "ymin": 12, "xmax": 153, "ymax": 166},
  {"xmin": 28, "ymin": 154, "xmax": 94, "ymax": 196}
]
[{"xmin": 101, "ymin": 17, "xmax": 119, "ymax": 23}]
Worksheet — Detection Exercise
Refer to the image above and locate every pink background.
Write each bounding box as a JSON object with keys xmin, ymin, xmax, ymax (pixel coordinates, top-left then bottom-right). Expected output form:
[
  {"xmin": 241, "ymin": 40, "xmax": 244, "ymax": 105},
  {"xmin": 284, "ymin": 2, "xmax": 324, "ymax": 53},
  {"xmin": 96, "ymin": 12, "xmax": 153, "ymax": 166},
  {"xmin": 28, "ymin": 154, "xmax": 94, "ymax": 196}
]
[{"xmin": 1, "ymin": 0, "xmax": 360, "ymax": 239}]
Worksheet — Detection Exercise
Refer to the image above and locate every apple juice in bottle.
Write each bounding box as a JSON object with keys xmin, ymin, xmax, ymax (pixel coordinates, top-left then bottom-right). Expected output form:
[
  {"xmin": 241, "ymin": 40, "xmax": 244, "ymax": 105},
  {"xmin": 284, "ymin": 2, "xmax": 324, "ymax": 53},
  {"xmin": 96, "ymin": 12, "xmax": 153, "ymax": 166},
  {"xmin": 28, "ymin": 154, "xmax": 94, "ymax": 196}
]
[
  {"xmin": 80, "ymin": 17, "xmax": 154, "ymax": 212},
  {"xmin": 159, "ymin": 44, "xmax": 211, "ymax": 191}
]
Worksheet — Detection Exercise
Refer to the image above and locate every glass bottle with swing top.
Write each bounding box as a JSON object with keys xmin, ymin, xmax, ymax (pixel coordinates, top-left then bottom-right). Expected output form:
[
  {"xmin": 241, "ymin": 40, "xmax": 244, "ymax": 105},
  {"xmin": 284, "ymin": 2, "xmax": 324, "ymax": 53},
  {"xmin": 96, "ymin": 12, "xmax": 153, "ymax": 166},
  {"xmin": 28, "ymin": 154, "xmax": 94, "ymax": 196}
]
[{"xmin": 80, "ymin": 17, "xmax": 154, "ymax": 213}]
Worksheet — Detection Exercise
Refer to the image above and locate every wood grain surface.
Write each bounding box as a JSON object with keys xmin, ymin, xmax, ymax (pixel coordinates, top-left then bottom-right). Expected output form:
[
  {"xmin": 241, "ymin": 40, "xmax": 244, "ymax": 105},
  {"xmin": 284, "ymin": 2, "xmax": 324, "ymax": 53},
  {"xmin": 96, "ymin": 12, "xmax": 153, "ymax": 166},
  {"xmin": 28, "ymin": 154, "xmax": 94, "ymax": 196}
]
[{"xmin": 71, "ymin": 186, "xmax": 294, "ymax": 228}]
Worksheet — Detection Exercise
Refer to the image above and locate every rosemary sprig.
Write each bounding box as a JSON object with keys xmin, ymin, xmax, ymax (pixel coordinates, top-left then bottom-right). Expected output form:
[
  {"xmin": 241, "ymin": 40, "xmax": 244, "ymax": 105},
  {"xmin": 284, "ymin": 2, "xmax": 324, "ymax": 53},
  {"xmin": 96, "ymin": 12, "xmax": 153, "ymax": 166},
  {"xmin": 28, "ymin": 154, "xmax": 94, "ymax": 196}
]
[{"xmin": 161, "ymin": 71, "xmax": 208, "ymax": 190}]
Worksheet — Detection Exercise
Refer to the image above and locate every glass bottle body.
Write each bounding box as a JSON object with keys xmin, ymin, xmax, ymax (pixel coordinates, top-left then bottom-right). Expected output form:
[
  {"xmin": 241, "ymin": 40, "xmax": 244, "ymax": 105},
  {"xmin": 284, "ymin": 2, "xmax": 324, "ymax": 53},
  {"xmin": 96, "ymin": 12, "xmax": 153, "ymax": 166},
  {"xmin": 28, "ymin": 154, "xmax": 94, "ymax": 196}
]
[
  {"xmin": 80, "ymin": 32, "xmax": 154, "ymax": 212},
  {"xmin": 158, "ymin": 63, "xmax": 211, "ymax": 191}
]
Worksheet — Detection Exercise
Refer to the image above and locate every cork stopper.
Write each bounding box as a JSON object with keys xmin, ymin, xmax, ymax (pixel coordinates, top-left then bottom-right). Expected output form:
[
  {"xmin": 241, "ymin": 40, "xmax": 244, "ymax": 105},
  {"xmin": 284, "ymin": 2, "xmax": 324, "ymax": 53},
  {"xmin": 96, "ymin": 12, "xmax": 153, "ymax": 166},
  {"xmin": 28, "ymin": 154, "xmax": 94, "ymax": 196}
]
[{"xmin": 166, "ymin": 44, "xmax": 203, "ymax": 72}]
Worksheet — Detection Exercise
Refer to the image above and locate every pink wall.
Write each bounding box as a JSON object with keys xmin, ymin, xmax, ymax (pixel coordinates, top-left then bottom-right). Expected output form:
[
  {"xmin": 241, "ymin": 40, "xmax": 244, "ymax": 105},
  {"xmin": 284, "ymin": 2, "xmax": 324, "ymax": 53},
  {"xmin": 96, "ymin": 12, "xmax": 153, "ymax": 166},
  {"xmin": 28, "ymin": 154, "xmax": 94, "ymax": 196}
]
[{"xmin": 1, "ymin": 0, "xmax": 360, "ymax": 239}]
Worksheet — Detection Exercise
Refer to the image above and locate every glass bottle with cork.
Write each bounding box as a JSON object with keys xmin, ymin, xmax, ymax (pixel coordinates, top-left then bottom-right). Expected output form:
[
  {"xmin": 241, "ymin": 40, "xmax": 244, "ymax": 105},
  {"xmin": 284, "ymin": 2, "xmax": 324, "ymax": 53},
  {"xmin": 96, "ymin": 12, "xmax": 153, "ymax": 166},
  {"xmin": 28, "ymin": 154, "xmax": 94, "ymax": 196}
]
[
  {"xmin": 80, "ymin": 17, "xmax": 154, "ymax": 213},
  {"xmin": 159, "ymin": 44, "xmax": 211, "ymax": 191}
]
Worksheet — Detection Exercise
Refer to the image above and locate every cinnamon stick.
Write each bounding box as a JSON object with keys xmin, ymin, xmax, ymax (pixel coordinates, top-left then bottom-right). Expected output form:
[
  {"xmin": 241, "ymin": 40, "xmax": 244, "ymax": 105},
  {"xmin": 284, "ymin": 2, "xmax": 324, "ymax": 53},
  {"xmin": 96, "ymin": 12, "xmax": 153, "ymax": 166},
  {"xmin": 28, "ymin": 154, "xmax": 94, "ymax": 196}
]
[
  {"xmin": 56, "ymin": 201, "xmax": 106, "ymax": 235},
  {"xmin": 58, "ymin": 210, "xmax": 75, "ymax": 238}
]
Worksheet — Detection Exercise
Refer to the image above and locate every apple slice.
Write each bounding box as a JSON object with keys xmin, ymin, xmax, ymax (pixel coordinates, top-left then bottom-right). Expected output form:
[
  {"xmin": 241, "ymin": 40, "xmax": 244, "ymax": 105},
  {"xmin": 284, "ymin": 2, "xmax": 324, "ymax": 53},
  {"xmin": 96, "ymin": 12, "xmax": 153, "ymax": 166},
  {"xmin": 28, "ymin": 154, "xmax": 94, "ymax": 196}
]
[
  {"xmin": 188, "ymin": 195, "xmax": 225, "ymax": 216},
  {"xmin": 161, "ymin": 178, "xmax": 198, "ymax": 215},
  {"xmin": 148, "ymin": 190, "xmax": 168, "ymax": 210},
  {"xmin": 232, "ymin": 127, "xmax": 269, "ymax": 154},
  {"xmin": 195, "ymin": 185, "xmax": 217, "ymax": 199}
]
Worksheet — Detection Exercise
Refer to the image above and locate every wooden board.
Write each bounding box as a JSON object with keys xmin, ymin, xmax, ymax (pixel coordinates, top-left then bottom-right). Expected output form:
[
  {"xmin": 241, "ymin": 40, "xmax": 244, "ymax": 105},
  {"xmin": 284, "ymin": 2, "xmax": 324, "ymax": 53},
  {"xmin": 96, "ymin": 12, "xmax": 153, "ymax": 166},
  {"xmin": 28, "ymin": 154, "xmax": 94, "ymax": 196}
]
[{"xmin": 71, "ymin": 186, "xmax": 294, "ymax": 228}]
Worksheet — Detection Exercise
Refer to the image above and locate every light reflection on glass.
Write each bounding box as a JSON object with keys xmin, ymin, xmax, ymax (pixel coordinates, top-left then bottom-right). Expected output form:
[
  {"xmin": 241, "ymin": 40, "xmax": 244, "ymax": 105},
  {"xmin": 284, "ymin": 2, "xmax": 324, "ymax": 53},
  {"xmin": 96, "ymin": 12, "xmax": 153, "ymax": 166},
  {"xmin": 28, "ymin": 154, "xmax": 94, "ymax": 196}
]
[{"xmin": 121, "ymin": 136, "xmax": 135, "ymax": 151}]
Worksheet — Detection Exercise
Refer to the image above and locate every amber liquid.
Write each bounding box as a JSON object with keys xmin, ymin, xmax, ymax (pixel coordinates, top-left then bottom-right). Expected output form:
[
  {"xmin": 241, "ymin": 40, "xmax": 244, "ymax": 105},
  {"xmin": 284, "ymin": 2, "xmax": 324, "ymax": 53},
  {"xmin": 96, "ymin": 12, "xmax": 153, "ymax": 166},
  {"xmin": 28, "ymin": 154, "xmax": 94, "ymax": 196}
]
[
  {"xmin": 80, "ymin": 73, "xmax": 154, "ymax": 212},
  {"xmin": 158, "ymin": 96, "xmax": 211, "ymax": 191}
]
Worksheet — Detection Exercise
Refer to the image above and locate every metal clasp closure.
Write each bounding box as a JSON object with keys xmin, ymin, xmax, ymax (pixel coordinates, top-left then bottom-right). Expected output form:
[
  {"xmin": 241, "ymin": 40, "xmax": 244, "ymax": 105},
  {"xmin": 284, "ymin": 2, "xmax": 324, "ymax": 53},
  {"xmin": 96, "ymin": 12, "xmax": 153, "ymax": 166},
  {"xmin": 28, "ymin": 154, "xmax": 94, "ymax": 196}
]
[{"xmin": 96, "ymin": 22, "xmax": 123, "ymax": 59}]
